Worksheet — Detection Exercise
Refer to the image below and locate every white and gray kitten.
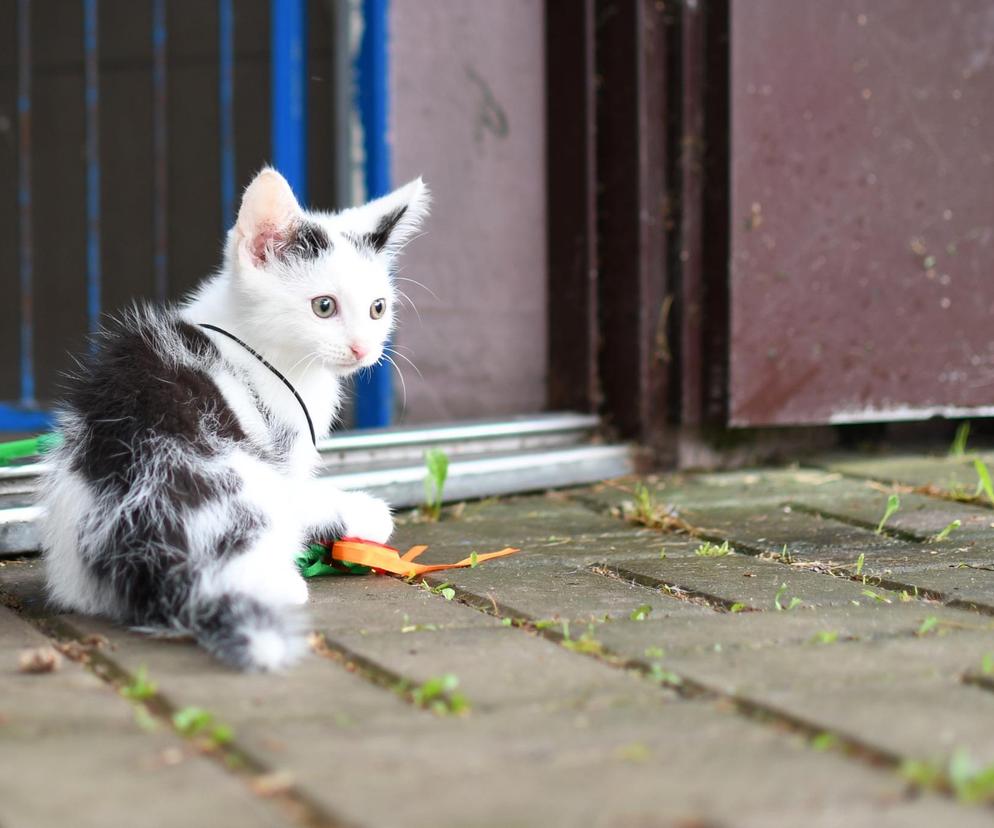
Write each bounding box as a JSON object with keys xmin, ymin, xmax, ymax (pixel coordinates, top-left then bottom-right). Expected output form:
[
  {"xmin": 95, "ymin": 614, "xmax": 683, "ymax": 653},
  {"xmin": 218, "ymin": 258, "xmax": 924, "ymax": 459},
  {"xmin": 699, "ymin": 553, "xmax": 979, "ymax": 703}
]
[{"xmin": 40, "ymin": 168, "xmax": 430, "ymax": 670}]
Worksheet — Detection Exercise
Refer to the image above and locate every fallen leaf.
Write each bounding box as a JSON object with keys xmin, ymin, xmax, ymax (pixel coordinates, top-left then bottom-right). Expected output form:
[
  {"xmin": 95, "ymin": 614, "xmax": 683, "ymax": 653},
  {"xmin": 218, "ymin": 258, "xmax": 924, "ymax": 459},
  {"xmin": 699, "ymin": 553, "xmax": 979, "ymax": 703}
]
[
  {"xmin": 18, "ymin": 647, "xmax": 62, "ymax": 674},
  {"xmin": 250, "ymin": 770, "xmax": 294, "ymax": 797}
]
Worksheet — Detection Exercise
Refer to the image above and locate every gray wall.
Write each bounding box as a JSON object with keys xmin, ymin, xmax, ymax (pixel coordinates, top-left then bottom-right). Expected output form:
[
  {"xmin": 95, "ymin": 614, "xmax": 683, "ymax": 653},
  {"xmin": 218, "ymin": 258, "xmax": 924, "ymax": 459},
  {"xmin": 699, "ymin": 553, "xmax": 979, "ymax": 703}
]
[{"xmin": 389, "ymin": 0, "xmax": 547, "ymax": 424}]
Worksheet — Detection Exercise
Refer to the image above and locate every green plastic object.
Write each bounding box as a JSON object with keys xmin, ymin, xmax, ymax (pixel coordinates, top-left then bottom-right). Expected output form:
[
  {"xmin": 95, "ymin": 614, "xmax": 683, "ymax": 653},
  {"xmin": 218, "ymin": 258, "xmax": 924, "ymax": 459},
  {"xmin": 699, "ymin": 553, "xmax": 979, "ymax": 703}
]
[
  {"xmin": 294, "ymin": 543, "xmax": 371, "ymax": 578},
  {"xmin": 0, "ymin": 432, "xmax": 63, "ymax": 466}
]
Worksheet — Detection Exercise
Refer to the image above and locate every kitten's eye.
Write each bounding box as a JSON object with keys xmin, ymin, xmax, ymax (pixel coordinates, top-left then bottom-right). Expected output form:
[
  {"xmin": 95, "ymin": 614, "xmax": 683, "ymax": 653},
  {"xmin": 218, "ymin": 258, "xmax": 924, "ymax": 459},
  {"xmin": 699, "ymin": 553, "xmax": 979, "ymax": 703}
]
[
  {"xmin": 312, "ymin": 296, "xmax": 337, "ymax": 318},
  {"xmin": 370, "ymin": 298, "xmax": 387, "ymax": 320}
]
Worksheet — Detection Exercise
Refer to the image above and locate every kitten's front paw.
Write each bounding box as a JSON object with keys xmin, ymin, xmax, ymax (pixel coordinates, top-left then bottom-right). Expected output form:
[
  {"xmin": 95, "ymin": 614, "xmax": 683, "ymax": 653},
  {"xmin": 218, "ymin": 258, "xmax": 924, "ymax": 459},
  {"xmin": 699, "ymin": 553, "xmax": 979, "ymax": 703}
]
[{"xmin": 341, "ymin": 492, "xmax": 394, "ymax": 544}]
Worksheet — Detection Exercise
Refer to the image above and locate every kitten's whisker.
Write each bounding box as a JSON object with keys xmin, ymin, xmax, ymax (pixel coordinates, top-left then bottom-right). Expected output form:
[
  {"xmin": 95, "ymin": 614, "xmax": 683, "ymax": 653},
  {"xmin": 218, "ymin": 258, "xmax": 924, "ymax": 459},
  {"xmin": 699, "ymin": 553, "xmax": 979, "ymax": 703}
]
[
  {"xmin": 286, "ymin": 349, "xmax": 322, "ymax": 374},
  {"xmin": 385, "ymin": 346, "xmax": 423, "ymax": 380},
  {"xmin": 394, "ymin": 276, "xmax": 439, "ymax": 301},
  {"xmin": 382, "ymin": 354, "xmax": 408, "ymax": 411},
  {"xmin": 394, "ymin": 289, "xmax": 422, "ymax": 322}
]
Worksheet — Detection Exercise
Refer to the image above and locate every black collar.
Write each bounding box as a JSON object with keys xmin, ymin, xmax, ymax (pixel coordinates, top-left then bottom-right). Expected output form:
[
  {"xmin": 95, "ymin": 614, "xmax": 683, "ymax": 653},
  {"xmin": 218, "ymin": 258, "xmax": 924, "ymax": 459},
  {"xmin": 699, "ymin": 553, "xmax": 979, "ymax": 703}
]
[{"xmin": 198, "ymin": 323, "xmax": 317, "ymax": 447}]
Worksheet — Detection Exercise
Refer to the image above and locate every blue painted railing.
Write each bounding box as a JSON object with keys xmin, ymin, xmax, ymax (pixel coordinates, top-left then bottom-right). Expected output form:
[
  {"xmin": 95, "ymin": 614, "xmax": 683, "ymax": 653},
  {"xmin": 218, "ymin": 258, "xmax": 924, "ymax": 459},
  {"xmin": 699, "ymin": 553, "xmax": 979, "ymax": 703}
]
[
  {"xmin": 353, "ymin": 0, "xmax": 394, "ymax": 428},
  {"xmin": 2, "ymin": 0, "xmax": 393, "ymax": 432}
]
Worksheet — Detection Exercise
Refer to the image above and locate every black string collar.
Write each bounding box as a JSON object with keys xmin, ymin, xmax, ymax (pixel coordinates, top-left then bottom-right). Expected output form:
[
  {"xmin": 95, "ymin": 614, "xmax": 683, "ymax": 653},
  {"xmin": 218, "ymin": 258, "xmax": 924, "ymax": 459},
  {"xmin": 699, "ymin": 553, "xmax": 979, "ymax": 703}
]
[{"xmin": 198, "ymin": 323, "xmax": 317, "ymax": 447}]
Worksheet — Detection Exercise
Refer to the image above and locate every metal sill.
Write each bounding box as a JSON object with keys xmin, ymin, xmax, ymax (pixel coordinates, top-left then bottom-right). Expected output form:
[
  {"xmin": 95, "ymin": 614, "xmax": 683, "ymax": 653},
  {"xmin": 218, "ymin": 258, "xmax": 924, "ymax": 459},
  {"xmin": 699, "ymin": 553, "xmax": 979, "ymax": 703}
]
[{"xmin": 0, "ymin": 413, "xmax": 632, "ymax": 555}]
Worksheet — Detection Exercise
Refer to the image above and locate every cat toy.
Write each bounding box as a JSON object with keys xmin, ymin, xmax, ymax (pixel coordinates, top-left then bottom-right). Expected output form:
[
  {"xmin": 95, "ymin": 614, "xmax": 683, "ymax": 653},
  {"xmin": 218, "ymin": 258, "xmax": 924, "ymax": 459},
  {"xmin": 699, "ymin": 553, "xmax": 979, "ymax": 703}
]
[{"xmin": 295, "ymin": 537, "xmax": 519, "ymax": 579}]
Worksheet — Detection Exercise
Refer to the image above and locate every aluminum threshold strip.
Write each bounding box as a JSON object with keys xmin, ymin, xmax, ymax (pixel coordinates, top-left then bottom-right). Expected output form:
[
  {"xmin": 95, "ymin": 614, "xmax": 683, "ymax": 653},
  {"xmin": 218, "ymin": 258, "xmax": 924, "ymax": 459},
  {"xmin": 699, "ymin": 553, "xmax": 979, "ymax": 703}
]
[
  {"xmin": 0, "ymin": 443, "xmax": 634, "ymax": 555},
  {"xmin": 0, "ymin": 412, "xmax": 600, "ymax": 486},
  {"xmin": 324, "ymin": 443, "xmax": 634, "ymax": 509}
]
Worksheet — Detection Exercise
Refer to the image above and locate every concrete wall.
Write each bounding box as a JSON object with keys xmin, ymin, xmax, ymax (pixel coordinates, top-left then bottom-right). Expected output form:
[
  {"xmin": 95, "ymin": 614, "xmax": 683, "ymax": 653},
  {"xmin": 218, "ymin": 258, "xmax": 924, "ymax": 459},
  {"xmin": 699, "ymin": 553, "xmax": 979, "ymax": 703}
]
[{"xmin": 389, "ymin": 0, "xmax": 547, "ymax": 424}]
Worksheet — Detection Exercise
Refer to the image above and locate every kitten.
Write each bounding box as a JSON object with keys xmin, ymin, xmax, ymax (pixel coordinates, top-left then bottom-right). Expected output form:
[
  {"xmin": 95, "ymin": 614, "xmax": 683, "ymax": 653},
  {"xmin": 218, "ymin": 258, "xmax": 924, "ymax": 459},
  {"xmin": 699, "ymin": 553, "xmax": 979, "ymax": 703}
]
[{"xmin": 40, "ymin": 168, "xmax": 429, "ymax": 670}]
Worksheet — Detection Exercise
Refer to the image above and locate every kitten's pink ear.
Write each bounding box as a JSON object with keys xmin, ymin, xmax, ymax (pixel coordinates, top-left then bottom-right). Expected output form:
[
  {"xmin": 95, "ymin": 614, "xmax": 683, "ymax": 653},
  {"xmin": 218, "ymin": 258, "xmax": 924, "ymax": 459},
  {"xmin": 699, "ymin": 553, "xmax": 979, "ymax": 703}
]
[
  {"xmin": 235, "ymin": 168, "xmax": 302, "ymax": 267},
  {"xmin": 335, "ymin": 177, "xmax": 430, "ymax": 256}
]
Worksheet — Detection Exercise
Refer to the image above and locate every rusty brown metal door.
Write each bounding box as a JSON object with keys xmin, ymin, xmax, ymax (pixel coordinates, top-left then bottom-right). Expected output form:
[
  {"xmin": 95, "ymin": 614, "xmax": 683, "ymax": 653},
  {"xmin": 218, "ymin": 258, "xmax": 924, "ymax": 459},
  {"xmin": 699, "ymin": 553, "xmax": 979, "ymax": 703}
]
[{"xmin": 728, "ymin": 0, "xmax": 994, "ymax": 426}]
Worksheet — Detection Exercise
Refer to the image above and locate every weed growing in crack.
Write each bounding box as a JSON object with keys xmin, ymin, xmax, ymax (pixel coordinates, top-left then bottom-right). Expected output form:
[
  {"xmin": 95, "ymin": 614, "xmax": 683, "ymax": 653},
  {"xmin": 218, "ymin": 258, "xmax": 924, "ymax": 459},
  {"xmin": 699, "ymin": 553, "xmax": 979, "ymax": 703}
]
[
  {"xmin": 172, "ymin": 706, "xmax": 234, "ymax": 746},
  {"xmin": 950, "ymin": 422, "xmax": 971, "ymax": 457},
  {"xmin": 774, "ymin": 583, "xmax": 802, "ymax": 612},
  {"xmin": 861, "ymin": 588, "xmax": 892, "ymax": 604},
  {"xmin": 932, "ymin": 520, "xmax": 961, "ymax": 542},
  {"xmin": 694, "ymin": 540, "xmax": 731, "ymax": 558},
  {"xmin": 875, "ymin": 493, "xmax": 901, "ymax": 534},
  {"xmin": 120, "ymin": 665, "xmax": 157, "ymax": 701},
  {"xmin": 411, "ymin": 674, "xmax": 470, "ymax": 715},
  {"xmin": 421, "ymin": 449, "xmax": 449, "ymax": 521},
  {"xmin": 975, "ymin": 458, "xmax": 994, "ymax": 506},
  {"xmin": 810, "ymin": 630, "xmax": 840, "ymax": 645},
  {"xmin": 902, "ymin": 750, "xmax": 994, "ymax": 804},
  {"xmin": 630, "ymin": 604, "xmax": 653, "ymax": 621}
]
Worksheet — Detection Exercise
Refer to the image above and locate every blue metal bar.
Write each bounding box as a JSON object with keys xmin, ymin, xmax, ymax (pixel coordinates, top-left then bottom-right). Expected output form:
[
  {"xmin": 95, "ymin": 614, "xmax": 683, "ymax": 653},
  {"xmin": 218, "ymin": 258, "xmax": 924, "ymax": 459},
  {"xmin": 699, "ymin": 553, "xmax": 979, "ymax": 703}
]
[
  {"xmin": 219, "ymin": 0, "xmax": 236, "ymax": 229},
  {"xmin": 0, "ymin": 404, "xmax": 52, "ymax": 433},
  {"xmin": 270, "ymin": 0, "xmax": 307, "ymax": 203},
  {"xmin": 152, "ymin": 0, "xmax": 168, "ymax": 301},
  {"xmin": 84, "ymin": 0, "xmax": 101, "ymax": 335},
  {"xmin": 17, "ymin": 0, "xmax": 34, "ymax": 406},
  {"xmin": 354, "ymin": 0, "xmax": 393, "ymax": 428}
]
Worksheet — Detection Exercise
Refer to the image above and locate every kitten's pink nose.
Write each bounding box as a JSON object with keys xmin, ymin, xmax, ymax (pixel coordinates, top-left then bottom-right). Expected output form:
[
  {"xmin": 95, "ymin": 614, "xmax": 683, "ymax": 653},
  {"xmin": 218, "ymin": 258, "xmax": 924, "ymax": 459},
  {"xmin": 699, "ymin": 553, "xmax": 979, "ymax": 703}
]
[{"xmin": 350, "ymin": 343, "xmax": 367, "ymax": 360}]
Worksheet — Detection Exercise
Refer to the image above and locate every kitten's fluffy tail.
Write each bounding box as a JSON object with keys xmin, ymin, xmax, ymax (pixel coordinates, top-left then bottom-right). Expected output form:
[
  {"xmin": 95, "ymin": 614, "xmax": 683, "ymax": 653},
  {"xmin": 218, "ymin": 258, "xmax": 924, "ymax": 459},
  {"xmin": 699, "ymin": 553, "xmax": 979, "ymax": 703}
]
[{"xmin": 186, "ymin": 592, "xmax": 307, "ymax": 671}]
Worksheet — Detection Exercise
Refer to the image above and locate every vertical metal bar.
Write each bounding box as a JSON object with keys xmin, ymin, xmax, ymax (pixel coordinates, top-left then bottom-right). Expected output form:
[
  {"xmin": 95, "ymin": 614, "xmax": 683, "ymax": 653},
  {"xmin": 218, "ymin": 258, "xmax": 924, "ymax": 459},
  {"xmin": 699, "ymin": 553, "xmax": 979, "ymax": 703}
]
[
  {"xmin": 271, "ymin": 0, "xmax": 307, "ymax": 203},
  {"xmin": 353, "ymin": 0, "xmax": 393, "ymax": 428},
  {"xmin": 17, "ymin": 0, "xmax": 34, "ymax": 406},
  {"xmin": 595, "ymin": 0, "xmax": 671, "ymax": 445},
  {"xmin": 331, "ymin": 0, "xmax": 357, "ymax": 209},
  {"xmin": 152, "ymin": 0, "xmax": 168, "ymax": 301},
  {"xmin": 219, "ymin": 0, "xmax": 236, "ymax": 230},
  {"xmin": 546, "ymin": 0, "xmax": 598, "ymax": 413},
  {"xmin": 84, "ymin": 0, "xmax": 101, "ymax": 335}
]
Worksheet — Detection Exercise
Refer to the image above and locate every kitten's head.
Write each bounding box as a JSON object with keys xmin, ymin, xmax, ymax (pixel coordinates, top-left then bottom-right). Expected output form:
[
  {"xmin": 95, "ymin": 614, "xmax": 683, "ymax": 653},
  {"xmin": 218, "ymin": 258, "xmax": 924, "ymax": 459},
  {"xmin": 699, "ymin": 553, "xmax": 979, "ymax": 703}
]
[{"xmin": 228, "ymin": 168, "xmax": 429, "ymax": 375}]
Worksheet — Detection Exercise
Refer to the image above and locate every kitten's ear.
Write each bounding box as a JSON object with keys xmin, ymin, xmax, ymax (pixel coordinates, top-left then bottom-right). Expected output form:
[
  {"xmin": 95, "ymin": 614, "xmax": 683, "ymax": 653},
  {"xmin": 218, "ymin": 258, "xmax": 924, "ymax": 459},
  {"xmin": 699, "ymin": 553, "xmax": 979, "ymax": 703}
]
[
  {"xmin": 336, "ymin": 177, "xmax": 430, "ymax": 256},
  {"xmin": 235, "ymin": 168, "xmax": 302, "ymax": 268}
]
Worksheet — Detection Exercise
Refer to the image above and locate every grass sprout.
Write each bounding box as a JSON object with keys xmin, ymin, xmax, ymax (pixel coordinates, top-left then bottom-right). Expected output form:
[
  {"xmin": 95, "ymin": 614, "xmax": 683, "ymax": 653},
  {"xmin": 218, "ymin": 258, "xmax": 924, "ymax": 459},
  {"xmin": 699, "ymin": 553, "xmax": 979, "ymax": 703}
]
[
  {"xmin": 932, "ymin": 520, "xmax": 961, "ymax": 542},
  {"xmin": 875, "ymin": 493, "xmax": 901, "ymax": 534},
  {"xmin": 950, "ymin": 422, "xmax": 971, "ymax": 457},
  {"xmin": 120, "ymin": 666, "xmax": 157, "ymax": 701},
  {"xmin": 695, "ymin": 540, "xmax": 731, "ymax": 558},
  {"xmin": 975, "ymin": 459, "xmax": 994, "ymax": 506},
  {"xmin": 421, "ymin": 449, "xmax": 449, "ymax": 520},
  {"xmin": 774, "ymin": 583, "xmax": 802, "ymax": 611}
]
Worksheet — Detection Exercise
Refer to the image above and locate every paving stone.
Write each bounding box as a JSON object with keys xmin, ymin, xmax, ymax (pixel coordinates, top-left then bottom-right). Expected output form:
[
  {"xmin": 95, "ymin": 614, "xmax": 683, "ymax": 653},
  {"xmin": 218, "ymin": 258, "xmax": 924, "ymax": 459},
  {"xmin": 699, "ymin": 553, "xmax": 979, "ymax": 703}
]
[
  {"xmin": 329, "ymin": 625, "xmax": 661, "ymax": 712},
  {"xmin": 0, "ymin": 606, "xmax": 290, "ymax": 828},
  {"xmin": 306, "ymin": 574, "xmax": 504, "ymax": 635},
  {"xmin": 595, "ymin": 603, "xmax": 989, "ymax": 660},
  {"xmin": 816, "ymin": 452, "xmax": 994, "ymax": 494},
  {"xmin": 605, "ymin": 555, "xmax": 901, "ymax": 611},
  {"xmin": 425, "ymin": 555, "xmax": 711, "ymax": 622},
  {"xmin": 871, "ymin": 565, "xmax": 994, "ymax": 612},
  {"xmin": 394, "ymin": 496, "xmax": 649, "ymax": 549},
  {"xmin": 232, "ymin": 694, "xmax": 976, "ymax": 828},
  {"xmin": 659, "ymin": 630, "xmax": 994, "ymax": 765},
  {"xmin": 790, "ymin": 488, "xmax": 994, "ymax": 542}
]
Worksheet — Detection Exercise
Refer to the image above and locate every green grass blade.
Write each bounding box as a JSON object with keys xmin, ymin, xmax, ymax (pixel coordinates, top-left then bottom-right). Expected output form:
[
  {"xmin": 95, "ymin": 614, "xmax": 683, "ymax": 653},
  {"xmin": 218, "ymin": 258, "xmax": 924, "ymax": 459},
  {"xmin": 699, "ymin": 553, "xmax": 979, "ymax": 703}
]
[{"xmin": 950, "ymin": 421, "xmax": 970, "ymax": 457}]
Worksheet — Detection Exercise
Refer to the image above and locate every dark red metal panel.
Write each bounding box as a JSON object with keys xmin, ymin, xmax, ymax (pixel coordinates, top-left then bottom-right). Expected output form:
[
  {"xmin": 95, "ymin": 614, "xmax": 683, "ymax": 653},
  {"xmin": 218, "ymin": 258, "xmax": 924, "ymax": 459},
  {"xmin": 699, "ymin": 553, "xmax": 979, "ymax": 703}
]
[{"xmin": 728, "ymin": 1, "xmax": 994, "ymax": 426}]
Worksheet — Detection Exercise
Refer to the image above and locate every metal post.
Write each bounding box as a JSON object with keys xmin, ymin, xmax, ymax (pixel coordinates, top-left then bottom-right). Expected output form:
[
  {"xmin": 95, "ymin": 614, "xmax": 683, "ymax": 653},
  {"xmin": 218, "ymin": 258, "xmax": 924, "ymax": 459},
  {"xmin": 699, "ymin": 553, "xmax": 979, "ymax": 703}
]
[
  {"xmin": 153, "ymin": 0, "xmax": 168, "ymax": 301},
  {"xmin": 84, "ymin": 0, "xmax": 101, "ymax": 336},
  {"xmin": 271, "ymin": 0, "xmax": 307, "ymax": 203},
  {"xmin": 219, "ymin": 0, "xmax": 236, "ymax": 230},
  {"xmin": 17, "ymin": 0, "xmax": 34, "ymax": 407},
  {"xmin": 353, "ymin": 0, "xmax": 393, "ymax": 428}
]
